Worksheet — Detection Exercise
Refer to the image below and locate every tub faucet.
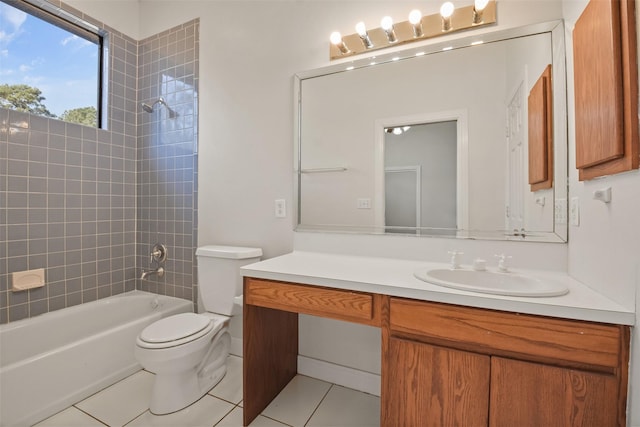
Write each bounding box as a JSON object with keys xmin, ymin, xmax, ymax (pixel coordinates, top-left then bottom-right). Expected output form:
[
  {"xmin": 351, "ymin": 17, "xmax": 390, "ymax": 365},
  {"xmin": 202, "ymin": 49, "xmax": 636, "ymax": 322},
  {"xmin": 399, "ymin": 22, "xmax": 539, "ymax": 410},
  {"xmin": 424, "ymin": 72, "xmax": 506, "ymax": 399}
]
[{"xmin": 140, "ymin": 266, "xmax": 165, "ymax": 280}]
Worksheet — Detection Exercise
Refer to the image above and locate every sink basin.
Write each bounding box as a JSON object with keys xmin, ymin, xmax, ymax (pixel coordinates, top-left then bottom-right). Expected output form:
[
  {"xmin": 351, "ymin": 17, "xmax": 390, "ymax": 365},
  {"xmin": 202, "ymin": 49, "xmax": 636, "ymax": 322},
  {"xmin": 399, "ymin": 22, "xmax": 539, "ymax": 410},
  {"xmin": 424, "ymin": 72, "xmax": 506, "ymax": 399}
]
[{"xmin": 414, "ymin": 268, "xmax": 569, "ymax": 297}]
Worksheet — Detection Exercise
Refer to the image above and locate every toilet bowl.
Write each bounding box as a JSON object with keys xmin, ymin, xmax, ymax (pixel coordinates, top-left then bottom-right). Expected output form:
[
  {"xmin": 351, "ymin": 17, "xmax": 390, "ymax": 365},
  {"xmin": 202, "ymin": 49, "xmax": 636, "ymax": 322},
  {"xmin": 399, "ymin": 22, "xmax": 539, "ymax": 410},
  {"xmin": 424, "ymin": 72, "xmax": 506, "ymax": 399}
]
[
  {"xmin": 135, "ymin": 312, "xmax": 230, "ymax": 414},
  {"xmin": 134, "ymin": 245, "xmax": 262, "ymax": 415}
]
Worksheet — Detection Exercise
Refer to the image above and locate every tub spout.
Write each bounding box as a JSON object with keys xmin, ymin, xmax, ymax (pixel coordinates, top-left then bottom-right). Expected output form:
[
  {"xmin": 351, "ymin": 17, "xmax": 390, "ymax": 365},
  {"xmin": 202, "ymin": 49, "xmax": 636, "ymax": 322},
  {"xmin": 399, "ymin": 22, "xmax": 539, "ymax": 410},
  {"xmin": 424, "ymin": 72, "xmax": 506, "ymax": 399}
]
[{"xmin": 140, "ymin": 267, "xmax": 165, "ymax": 280}]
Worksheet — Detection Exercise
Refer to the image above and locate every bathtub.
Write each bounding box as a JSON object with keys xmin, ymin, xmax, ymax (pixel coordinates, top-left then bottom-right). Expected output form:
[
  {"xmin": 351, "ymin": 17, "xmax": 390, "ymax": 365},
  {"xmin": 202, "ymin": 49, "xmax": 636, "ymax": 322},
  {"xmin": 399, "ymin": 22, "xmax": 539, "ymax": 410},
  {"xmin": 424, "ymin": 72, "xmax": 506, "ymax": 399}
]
[{"xmin": 0, "ymin": 290, "xmax": 192, "ymax": 427}]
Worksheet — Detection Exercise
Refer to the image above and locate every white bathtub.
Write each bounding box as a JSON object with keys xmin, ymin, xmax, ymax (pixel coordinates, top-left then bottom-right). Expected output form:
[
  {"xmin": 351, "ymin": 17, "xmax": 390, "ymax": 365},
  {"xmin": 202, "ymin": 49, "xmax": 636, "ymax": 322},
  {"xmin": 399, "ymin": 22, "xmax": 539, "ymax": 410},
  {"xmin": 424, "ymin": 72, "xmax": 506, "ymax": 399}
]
[{"xmin": 0, "ymin": 291, "xmax": 192, "ymax": 427}]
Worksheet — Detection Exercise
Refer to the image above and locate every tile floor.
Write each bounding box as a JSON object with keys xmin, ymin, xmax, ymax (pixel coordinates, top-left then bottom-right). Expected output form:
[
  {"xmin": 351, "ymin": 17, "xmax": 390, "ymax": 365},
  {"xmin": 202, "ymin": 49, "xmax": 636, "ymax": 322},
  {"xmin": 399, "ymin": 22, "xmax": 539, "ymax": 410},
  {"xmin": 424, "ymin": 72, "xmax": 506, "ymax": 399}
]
[{"xmin": 33, "ymin": 355, "xmax": 380, "ymax": 427}]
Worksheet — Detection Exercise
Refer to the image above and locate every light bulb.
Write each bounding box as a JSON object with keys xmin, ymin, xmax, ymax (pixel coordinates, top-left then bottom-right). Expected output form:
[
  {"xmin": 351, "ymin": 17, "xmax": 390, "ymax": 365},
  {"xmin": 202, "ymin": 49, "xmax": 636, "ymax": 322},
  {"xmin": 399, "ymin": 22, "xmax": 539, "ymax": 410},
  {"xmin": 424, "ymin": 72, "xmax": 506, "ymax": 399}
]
[
  {"xmin": 392, "ymin": 128, "xmax": 402, "ymax": 135},
  {"xmin": 330, "ymin": 31, "xmax": 350, "ymax": 54},
  {"xmin": 473, "ymin": 0, "xmax": 489, "ymax": 23},
  {"xmin": 409, "ymin": 9, "xmax": 422, "ymax": 25},
  {"xmin": 474, "ymin": 0, "xmax": 489, "ymax": 12},
  {"xmin": 330, "ymin": 31, "xmax": 343, "ymax": 46},
  {"xmin": 440, "ymin": 2, "xmax": 455, "ymax": 18},
  {"xmin": 355, "ymin": 21, "xmax": 374, "ymax": 48},
  {"xmin": 381, "ymin": 16, "xmax": 394, "ymax": 31},
  {"xmin": 380, "ymin": 16, "xmax": 397, "ymax": 43},
  {"xmin": 409, "ymin": 9, "xmax": 423, "ymax": 38}
]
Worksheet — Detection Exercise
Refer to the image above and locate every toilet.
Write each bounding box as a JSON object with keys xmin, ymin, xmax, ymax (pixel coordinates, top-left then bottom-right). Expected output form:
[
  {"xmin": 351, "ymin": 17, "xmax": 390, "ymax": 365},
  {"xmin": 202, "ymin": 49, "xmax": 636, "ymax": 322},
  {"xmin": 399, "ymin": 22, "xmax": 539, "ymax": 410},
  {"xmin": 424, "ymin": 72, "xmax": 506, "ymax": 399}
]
[{"xmin": 135, "ymin": 245, "xmax": 262, "ymax": 415}]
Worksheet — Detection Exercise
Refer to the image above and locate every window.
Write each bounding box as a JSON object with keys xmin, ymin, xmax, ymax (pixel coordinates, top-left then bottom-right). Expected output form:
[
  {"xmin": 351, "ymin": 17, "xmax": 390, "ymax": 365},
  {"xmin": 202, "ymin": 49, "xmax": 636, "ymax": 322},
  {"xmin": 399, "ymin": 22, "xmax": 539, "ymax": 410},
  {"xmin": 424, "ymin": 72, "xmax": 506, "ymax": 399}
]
[{"xmin": 0, "ymin": 0, "xmax": 104, "ymax": 127}]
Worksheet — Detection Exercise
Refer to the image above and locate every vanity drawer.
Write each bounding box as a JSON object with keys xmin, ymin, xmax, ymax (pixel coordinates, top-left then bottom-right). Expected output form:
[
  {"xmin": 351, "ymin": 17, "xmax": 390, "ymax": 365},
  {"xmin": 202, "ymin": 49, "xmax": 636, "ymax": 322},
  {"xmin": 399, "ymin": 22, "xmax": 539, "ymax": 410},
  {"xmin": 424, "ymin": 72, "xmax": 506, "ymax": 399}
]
[
  {"xmin": 245, "ymin": 278, "xmax": 381, "ymax": 326},
  {"xmin": 389, "ymin": 298, "xmax": 624, "ymax": 371}
]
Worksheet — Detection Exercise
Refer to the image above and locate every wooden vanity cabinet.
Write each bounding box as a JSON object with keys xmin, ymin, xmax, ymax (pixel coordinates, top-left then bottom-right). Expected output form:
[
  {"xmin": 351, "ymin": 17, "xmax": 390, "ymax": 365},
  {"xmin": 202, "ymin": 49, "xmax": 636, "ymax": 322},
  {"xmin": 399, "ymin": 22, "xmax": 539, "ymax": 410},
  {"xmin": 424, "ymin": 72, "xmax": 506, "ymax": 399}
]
[{"xmin": 383, "ymin": 298, "xmax": 630, "ymax": 427}]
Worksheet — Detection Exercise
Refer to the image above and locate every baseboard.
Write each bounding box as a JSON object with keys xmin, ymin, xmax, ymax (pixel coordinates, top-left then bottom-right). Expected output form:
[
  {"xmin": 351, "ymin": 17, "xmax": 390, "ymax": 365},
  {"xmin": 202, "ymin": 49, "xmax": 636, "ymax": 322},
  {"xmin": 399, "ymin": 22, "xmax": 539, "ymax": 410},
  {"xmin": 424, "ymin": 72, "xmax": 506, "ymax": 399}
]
[{"xmin": 297, "ymin": 355, "xmax": 381, "ymax": 396}]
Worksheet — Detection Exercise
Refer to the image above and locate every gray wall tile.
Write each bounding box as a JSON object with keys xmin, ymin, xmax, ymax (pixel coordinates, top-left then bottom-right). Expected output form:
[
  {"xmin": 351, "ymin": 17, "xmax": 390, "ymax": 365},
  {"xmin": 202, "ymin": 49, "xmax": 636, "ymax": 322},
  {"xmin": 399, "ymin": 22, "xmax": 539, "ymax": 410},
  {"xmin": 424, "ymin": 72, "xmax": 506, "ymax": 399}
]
[{"xmin": 1, "ymin": 7, "xmax": 199, "ymax": 323}]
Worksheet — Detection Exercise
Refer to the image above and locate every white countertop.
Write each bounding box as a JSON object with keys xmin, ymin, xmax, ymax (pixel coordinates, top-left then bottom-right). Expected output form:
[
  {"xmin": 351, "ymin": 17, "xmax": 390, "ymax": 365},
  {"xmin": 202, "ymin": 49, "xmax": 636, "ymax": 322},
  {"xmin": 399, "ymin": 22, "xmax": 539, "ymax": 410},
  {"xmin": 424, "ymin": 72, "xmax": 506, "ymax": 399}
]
[{"xmin": 241, "ymin": 251, "xmax": 635, "ymax": 326}]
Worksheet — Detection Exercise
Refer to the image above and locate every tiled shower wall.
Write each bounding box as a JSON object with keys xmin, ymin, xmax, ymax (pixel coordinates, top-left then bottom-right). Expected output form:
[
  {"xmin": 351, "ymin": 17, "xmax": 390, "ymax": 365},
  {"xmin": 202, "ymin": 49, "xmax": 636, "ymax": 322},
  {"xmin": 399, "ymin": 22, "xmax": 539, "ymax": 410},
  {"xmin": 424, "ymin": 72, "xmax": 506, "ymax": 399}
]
[
  {"xmin": 0, "ymin": 3, "xmax": 199, "ymax": 323},
  {"xmin": 136, "ymin": 21, "xmax": 199, "ymax": 302}
]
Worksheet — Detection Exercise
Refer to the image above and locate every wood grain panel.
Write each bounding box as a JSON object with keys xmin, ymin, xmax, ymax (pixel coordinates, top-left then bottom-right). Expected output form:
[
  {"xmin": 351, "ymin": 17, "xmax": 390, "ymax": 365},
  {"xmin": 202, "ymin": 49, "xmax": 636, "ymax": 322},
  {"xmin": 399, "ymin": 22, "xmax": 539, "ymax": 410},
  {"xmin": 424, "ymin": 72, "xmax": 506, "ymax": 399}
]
[
  {"xmin": 528, "ymin": 64, "xmax": 553, "ymax": 191},
  {"xmin": 573, "ymin": 0, "xmax": 624, "ymax": 169},
  {"xmin": 243, "ymin": 286, "xmax": 298, "ymax": 426},
  {"xmin": 382, "ymin": 337, "xmax": 490, "ymax": 427},
  {"xmin": 245, "ymin": 278, "xmax": 381, "ymax": 326},
  {"xmin": 490, "ymin": 357, "xmax": 620, "ymax": 427},
  {"xmin": 390, "ymin": 298, "xmax": 622, "ymax": 371},
  {"xmin": 574, "ymin": 0, "xmax": 639, "ymax": 180}
]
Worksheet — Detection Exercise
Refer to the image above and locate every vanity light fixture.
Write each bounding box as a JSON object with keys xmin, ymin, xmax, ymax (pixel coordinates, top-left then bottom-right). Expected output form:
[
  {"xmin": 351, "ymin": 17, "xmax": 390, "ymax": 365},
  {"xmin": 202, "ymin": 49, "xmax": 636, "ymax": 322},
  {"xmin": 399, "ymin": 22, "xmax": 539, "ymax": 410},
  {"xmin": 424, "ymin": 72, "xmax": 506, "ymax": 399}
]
[
  {"xmin": 440, "ymin": 2, "xmax": 455, "ymax": 31},
  {"xmin": 473, "ymin": 0, "xmax": 490, "ymax": 24},
  {"xmin": 330, "ymin": 31, "xmax": 350, "ymax": 54},
  {"xmin": 328, "ymin": 0, "xmax": 497, "ymax": 60},
  {"xmin": 381, "ymin": 16, "xmax": 398, "ymax": 43},
  {"xmin": 355, "ymin": 22, "xmax": 374, "ymax": 49}
]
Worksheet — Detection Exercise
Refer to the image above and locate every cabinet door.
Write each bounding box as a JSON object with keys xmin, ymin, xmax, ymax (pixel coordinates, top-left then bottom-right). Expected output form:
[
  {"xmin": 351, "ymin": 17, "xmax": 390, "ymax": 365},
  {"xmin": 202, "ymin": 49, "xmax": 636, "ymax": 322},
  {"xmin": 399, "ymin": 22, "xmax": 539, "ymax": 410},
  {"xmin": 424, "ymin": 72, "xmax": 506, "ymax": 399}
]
[
  {"xmin": 490, "ymin": 357, "xmax": 619, "ymax": 427},
  {"xmin": 573, "ymin": 0, "xmax": 638, "ymax": 180},
  {"xmin": 383, "ymin": 337, "xmax": 490, "ymax": 427}
]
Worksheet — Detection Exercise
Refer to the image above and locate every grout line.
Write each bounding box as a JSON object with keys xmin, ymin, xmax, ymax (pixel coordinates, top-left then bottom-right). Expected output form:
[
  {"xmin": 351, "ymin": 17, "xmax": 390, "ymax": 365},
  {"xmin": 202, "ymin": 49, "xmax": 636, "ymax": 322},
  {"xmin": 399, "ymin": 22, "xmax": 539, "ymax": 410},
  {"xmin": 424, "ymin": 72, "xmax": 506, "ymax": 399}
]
[
  {"xmin": 303, "ymin": 383, "xmax": 333, "ymax": 427},
  {"xmin": 71, "ymin": 405, "xmax": 110, "ymax": 426},
  {"xmin": 212, "ymin": 403, "xmax": 238, "ymax": 427}
]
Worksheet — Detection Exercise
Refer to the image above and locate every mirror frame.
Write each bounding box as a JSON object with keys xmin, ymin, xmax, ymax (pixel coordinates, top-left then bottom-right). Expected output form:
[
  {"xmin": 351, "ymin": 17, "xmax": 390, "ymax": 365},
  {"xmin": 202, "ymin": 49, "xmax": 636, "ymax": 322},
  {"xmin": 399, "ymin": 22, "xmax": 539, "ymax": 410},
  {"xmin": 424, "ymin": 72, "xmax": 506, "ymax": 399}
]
[{"xmin": 294, "ymin": 20, "xmax": 568, "ymax": 242}]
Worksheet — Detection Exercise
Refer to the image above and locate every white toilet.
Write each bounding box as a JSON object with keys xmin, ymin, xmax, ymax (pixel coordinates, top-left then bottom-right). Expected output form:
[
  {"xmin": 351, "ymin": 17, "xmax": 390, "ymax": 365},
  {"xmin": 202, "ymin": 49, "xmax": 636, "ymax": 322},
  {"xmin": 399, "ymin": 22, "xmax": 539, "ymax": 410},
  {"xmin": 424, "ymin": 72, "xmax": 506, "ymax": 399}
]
[{"xmin": 135, "ymin": 245, "xmax": 262, "ymax": 415}]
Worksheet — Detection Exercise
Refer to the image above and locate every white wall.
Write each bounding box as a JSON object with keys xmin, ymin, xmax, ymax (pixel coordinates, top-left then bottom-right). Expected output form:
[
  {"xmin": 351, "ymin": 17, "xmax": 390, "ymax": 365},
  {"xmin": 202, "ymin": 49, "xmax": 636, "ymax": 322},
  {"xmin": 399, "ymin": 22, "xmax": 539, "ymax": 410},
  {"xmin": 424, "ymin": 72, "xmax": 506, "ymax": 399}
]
[{"xmin": 63, "ymin": 0, "xmax": 640, "ymax": 423}]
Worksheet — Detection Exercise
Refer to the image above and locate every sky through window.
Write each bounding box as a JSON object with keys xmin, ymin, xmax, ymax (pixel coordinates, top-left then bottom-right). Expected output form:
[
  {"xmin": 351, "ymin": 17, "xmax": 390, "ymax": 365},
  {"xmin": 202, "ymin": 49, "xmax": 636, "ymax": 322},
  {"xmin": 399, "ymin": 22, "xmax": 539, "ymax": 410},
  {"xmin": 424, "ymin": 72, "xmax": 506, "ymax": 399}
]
[{"xmin": 0, "ymin": 1, "xmax": 100, "ymax": 118}]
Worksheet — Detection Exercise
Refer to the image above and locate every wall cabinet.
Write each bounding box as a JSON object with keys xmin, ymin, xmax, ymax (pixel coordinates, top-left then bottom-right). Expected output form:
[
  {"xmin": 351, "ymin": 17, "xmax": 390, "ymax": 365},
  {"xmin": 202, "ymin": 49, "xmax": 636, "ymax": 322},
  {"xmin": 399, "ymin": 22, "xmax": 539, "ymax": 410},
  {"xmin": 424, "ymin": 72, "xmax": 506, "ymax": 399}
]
[
  {"xmin": 383, "ymin": 298, "xmax": 630, "ymax": 426},
  {"xmin": 573, "ymin": 0, "xmax": 638, "ymax": 180}
]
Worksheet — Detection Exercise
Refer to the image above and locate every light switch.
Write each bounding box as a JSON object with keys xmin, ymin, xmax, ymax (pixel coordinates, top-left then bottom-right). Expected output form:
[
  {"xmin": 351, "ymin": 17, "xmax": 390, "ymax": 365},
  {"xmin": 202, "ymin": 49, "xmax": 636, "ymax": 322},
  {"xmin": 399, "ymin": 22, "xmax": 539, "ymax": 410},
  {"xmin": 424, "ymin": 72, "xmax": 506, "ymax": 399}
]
[{"xmin": 357, "ymin": 198, "xmax": 371, "ymax": 209}]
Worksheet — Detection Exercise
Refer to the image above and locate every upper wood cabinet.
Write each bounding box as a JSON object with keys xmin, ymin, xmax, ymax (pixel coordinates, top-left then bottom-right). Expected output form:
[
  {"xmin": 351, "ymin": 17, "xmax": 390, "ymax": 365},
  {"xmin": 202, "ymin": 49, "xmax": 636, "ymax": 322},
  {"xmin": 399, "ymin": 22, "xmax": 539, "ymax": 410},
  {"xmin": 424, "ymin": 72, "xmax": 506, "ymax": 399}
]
[
  {"xmin": 528, "ymin": 64, "xmax": 553, "ymax": 191},
  {"xmin": 573, "ymin": 0, "xmax": 638, "ymax": 180}
]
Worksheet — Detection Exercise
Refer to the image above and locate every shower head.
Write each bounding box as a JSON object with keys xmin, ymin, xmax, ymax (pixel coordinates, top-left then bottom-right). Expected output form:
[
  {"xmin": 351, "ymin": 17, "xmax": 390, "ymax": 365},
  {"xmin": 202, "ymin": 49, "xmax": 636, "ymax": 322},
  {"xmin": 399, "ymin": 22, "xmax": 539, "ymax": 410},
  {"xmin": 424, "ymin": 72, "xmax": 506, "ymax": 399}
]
[{"xmin": 141, "ymin": 97, "xmax": 176, "ymax": 118}]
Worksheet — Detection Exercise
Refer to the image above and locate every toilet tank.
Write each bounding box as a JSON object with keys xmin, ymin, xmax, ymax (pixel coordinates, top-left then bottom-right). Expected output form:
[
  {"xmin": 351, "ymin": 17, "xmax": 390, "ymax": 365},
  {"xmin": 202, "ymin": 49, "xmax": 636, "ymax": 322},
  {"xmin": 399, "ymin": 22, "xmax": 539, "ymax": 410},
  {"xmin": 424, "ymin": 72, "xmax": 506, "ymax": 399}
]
[{"xmin": 195, "ymin": 245, "xmax": 262, "ymax": 316}]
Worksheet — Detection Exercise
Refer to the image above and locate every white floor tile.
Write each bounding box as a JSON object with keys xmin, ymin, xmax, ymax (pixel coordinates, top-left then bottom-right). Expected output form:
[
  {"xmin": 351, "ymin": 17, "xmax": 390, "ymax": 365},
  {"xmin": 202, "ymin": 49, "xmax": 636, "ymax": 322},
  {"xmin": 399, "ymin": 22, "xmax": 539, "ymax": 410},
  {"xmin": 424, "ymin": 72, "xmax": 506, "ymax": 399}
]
[
  {"xmin": 126, "ymin": 395, "xmax": 234, "ymax": 427},
  {"xmin": 209, "ymin": 355, "xmax": 243, "ymax": 404},
  {"xmin": 33, "ymin": 407, "xmax": 106, "ymax": 427},
  {"xmin": 75, "ymin": 370, "xmax": 155, "ymax": 427},
  {"xmin": 215, "ymin": 407, "xmax": 288, "ymax": 427},
  {"xmin": 306, "ymin": 385, "xmax": 380, "ymax": 427},
  {"xmin": 261, "ymin": 375, "xmax": 331, "ymax": 427}
]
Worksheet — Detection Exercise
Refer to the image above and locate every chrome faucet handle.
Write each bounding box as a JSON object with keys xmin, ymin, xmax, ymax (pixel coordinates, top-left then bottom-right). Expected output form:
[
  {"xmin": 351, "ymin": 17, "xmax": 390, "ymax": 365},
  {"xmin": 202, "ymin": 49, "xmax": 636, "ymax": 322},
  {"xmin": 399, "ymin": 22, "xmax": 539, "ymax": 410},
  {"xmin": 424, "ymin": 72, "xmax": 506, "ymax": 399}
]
[{"xmin": 150, "ymin": 243, "xmax": 168, "ymax": 264}]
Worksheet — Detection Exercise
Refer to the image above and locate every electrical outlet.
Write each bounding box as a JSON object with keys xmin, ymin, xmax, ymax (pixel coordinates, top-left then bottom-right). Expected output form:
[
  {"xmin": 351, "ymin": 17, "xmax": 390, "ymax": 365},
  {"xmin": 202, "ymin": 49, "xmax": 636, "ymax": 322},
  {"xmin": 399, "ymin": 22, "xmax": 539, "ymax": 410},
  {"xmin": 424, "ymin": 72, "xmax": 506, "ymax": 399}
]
[
  {"xmin": 274, "ymin": 199, "xmax": 286, "ymax": 218},
  {"xmin": 357, "ymin": 198, "xmax": 371, "ymax": 209},
  {"xmin": 570, "ymin": 197, "xmax": 580, "ymax": 226}
]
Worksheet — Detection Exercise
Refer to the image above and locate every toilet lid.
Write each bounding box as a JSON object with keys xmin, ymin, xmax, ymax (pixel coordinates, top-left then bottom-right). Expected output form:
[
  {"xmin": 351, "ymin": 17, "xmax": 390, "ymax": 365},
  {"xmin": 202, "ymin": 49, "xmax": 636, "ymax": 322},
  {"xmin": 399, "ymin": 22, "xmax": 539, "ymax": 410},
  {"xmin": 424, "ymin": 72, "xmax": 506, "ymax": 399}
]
[{"xmin": 140, "ymin": 313, "xmax": 211, "ymax": 344}]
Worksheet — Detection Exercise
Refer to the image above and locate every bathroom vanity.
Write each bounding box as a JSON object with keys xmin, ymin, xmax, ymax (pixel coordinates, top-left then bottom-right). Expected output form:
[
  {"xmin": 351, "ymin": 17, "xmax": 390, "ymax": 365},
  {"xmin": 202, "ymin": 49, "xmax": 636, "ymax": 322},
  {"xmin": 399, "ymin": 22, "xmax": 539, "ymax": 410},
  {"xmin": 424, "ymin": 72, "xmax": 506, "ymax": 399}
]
[{"xmin": 241, "ymin": 252, "xmax": 633, "ymax": 426}]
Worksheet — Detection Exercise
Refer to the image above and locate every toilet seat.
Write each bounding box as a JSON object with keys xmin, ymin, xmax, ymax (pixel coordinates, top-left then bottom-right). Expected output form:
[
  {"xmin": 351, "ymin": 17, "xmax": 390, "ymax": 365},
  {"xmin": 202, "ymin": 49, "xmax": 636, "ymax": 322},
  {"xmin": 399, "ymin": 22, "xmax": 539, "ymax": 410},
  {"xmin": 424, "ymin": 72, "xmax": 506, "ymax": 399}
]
[{"xmin": 137, "ymin": 313, "xmax": 226, "ymax": 350}]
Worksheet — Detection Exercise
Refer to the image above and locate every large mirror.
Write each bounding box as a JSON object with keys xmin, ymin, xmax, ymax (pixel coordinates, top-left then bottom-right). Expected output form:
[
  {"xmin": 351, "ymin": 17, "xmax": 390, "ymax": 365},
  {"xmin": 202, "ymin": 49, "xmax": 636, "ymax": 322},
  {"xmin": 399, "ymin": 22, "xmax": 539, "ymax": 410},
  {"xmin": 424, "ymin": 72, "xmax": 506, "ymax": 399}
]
[{"xmin": 295, "ymin": 21, "xmax": 567, "ymax": 242}]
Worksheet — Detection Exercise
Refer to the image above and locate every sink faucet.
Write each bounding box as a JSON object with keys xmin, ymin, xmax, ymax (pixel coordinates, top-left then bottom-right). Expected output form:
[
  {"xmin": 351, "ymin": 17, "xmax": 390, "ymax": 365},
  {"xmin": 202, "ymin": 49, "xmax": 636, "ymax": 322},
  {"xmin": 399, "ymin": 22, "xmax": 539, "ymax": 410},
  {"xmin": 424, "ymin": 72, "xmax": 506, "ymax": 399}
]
[
  {"xmin": 448, "ymin": 250, "xmax": 464, "ymax": 269},
  {"xmin": 140, "ymin": 266, "xmax": 165, "ymax": 280},
  {"xmin": 494, "ymin": 254, "xmax": 512, "ymax": 273}
]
